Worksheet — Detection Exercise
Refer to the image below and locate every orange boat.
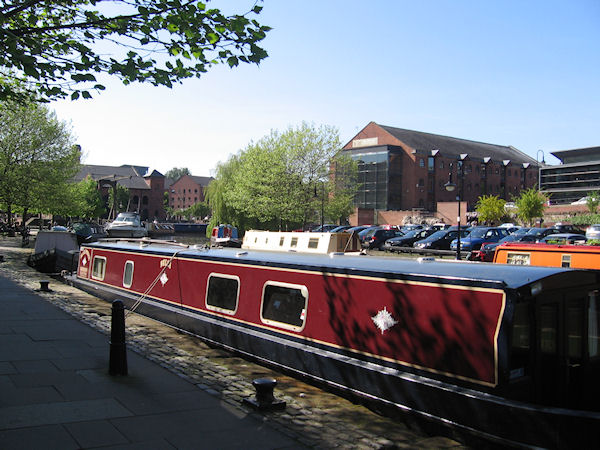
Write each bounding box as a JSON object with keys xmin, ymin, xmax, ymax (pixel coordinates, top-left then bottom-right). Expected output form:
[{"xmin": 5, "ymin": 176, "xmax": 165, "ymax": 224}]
[{"xmin": 493, "ymin": 242, "xmax": 600, "ymax": 269}]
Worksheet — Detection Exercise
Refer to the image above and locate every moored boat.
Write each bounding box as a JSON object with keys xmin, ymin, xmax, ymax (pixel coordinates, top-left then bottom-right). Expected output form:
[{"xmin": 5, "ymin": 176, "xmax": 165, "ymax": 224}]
[
  {"xmin": 27, "ymin": 230, "xmax": 79, "ymax": 273},
  {"xmin": 66, "ymin": 234, "xmax": 600, "ymax": 448},
  {"xmin": 210, "ymin": 224, "xmax": 241, "ymax": 247},
  {"xmin": 494, "ymin": 242, "xmax": 600, "ymax": 269},
  {"xmin": 105, "ymin": 212, "xmax": 148, "ymax": 238}
]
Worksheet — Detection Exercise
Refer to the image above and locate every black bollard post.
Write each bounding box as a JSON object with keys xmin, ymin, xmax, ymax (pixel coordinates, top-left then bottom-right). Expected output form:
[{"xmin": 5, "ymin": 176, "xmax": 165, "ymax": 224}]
[
  {"xmin": 109, "ymin": 300, "xmax": 128, "ymax": 376},
  {"xmin": 243, "ymin": 377, "xmax": 286, "ymax": 411}
]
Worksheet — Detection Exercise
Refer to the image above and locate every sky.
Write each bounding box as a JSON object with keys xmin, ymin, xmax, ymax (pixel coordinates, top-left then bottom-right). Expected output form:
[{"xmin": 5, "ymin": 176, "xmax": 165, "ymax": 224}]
[{"xmin": 50, "ymin": 0, "xmax": 600, "ymax": 177}]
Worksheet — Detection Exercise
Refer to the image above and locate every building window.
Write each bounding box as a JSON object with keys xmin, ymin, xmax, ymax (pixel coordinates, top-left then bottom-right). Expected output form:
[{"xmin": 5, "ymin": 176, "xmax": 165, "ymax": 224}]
[
  {"xmin": 439, "ymin": 161, "xmax": 444, "ymax": 169},
  {"xmin": 428, "ymin": 156, "xmax": 435, "ymax": 172},
  {"xmin": 142, "ymin": 196, "xmax": 148, "ymax": 205},
  {"xmin": 206, "ymin": 274, "xmax": 239, "ymax": 314},
  {"xmin": 418, "ymin": 178, "xmax": 424, "ymax": 187},
  {"xmin": 123, "ymin": 261, "xmax": 134, "ymax": 288},
  {"xmin": 92, "ymin": 256, "xmax": 106, "ymax": 280},
  {"xmin": 419, "ymin": 158, "xmax": 425, "ymax": 167},
  {"xmin": 261, "ymin": 282, "xmax": 308, "ymax": 331}
]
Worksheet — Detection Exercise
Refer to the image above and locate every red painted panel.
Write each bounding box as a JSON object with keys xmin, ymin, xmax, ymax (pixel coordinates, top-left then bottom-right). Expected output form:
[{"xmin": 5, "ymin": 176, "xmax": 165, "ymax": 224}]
[{"xmin": 79, "ymin": 248, "xmax": 503, "ymax": 385}]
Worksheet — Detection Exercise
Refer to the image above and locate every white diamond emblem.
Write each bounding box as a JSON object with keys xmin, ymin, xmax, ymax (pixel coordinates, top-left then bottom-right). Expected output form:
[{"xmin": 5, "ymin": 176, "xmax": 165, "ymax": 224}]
[
  {"xmin": 160, "ymin": 272, "xmax": 169, "ymax": 286},
  {"xmin": 371, "ymin": 307, "xmax": 398, "ymax": 334}
]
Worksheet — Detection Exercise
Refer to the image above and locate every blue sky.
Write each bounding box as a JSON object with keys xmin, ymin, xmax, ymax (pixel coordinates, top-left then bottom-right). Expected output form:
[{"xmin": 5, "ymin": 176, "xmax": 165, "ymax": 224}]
[{"xmin": 51, "ymin": 0, "xmax": 600, "ymax": 176}]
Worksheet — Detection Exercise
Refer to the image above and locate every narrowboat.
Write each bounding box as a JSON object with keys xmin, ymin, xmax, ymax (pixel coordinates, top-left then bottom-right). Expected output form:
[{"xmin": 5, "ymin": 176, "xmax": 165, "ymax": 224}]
[
  {"xmin": 210, "ymin": 224, "xmax": 241, "ymax": 247},
  {"xmin": 494, "ymin": 242, "xmax": 600, "ymax": 269},
  {"xmin": 66, "ymin": 233, "xmax": 600, "ymax": 448}
]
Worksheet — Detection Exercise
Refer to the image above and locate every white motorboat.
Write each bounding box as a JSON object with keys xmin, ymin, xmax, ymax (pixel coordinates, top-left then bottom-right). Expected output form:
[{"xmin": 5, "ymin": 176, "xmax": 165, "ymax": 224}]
[{"xmin": 105, "ymin": 212, "xmax": 148, "ymax": 238}]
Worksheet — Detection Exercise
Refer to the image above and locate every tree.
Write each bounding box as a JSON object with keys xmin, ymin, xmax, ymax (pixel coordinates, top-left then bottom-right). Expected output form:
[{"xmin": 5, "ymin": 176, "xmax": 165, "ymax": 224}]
[
  {"xmin": 73, "ymin": 176, "xmax": 106, "ymax": 218},
  {"xmin": 0, "ymin": 99, "xmax": 79, "ymax": 225},
  {"xmin": 165, "ymin": 167, "xmax": 191, "ymax": 181},
  {"xmin": 108, "ymin": 184, "xmax": 130, "ymax": 216},
  {"xmin": 586, "ymin": 191, "xmax": 600, "ymax": 214},
  {"xmin": 515, "ymin": 188, "xmax": 547, "ymax": 226},
  {"xmin": 475, "ymin": 195, "xmax": 506, "ymax": 225},
  {"xmin": 0, "ymin": 1, "xmax": 271, "ymax": 102},
  {"xmin": 212, "ymin": 122, "xmax": 351, "ymax": 232}
]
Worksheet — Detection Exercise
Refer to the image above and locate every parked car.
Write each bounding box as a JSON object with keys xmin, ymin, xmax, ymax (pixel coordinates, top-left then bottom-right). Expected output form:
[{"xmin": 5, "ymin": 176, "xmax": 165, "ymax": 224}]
[
  {"xmin": 342, "ymin": 225, "xmax": 367, "ymax": 235},
  {"xmin": 429, "ymin": 223, "xmax": 450, "ymax": 231},
  {"xmin": 475, "ymin": 234, "xmax": 533, "ymax": 262},
  {"xmin": 329, "ymin": 225, "xmax": 352, "ymax": 233},
  {"xmin": 450, "ymin": 227, "xmax": 510, "ymax": 253},
  {"xmin": 401, "ymin": 224, "xmax": 424, "ymax": 233},
  {"xmin": 413, "ymin": 228, "xmax": 470, "ymax": 250},
  {"xmin": 586, "ymin": 224, "xmax": 600, "ymax": 240},
  {"xmin": 382, "ymin": 228, "xmax": 436, "ymax": 252},
  {"xmin": 511, "ymin": 227, "xmax": 531, "ymax": 236},
  {"xmin": 539, "ymin": 233, "xmax": 587, "ymax": 244},
  {"xmin": 361, "ymin": 227, "xmax": 403, "ymax": 250},
  {"xmin": 312, "ymin": 224, "xmax": 339, "ymax": 232},
  {"xmin": 524, "ymin": 227, "xmax": 562, "ymax": 242},
  {"xmin": 550, "ymin": 223, "xmax": 584, "ymax": 234}
]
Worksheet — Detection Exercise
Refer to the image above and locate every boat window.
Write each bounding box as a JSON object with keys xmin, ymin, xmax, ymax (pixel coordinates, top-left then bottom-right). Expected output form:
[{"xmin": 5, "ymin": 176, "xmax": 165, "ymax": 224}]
[
  {"xmin": 510, "ymin": 302, "xmax": 530, "ymax": 378},
  {"xmin": 261, "ymin": 282, "xmax": 308, "ymax": 331},
  {"xmin": 206, "ymin": 274, "xmax": 239, "ymax": 314},
  {"xmin": 540, "ymin": 305, "xmax": 558, "ymax": 354},
  {"xmin": 561, "ymin": 254, "xmax": 571, "ymax": 268},
  {"xmin": 506, "ymin": 252, "xmax": 530, "ymax": 265},
  {"xmin": 91, "ymin": 256, "xmax": 106, "ymax": 280},
  {"xmin": 308, "ymin": 237, "xmax": 319, "ymax": 249},
  {"xmin": 567, "ymin": 300, "xmax": 583, "ymax": 359},
  {"xmin": 290, "ymin": 237, "xmax": 298, "ymax": 248},
  {"xmin": 279, "ymin": 236, "xmax": 284, "ymax": 246},
  {"xmin": 123, "ymin": 261, "xmax": 134, "ymax": 288},
  {"xmin": 589, "ymin": 291, "xmax": 599, "ymax": 358}
]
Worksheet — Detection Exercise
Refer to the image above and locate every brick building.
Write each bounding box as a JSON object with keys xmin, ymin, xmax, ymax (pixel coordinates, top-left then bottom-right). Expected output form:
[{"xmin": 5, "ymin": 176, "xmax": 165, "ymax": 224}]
[
  {"xmin": 341, "ymin": 122, "xmax": 540, "ymax": 214},
  {"xmin": 168, "ymin": 175, "xmax": 213, "ymax": 210},
  {"xmin": 75, "ymin": 165, "xmax": 166, "ymax": 221}
]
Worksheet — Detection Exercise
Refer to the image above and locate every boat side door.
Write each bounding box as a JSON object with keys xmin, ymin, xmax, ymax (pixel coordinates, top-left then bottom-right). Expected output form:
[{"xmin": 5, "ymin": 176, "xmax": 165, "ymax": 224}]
[{"xmin": 534, "ymin": 293, "xmax": 586, "ymax": 408}]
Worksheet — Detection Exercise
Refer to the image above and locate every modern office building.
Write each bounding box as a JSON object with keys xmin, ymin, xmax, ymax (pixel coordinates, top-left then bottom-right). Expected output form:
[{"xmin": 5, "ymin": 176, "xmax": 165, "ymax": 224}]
[
  {"xmin": 340, "ymin": 122, "xmax": 540, "ymax": 212},
  {"xmin": 539, "ymin": 147, "xmax": 600, "ymax": 205}
]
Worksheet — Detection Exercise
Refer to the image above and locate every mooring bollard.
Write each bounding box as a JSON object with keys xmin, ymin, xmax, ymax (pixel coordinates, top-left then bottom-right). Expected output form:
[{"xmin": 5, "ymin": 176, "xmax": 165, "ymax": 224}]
[
  {"xmin": 109, "ymin": 299, "xmax": 128, "ymax": 376},
  {"xmin": 243, "ymin": 377, "xmax": 286, "ymax": 411},
  {"xmin": 39, "ymin": 280, "xmax": 51, "ymax": 292}
]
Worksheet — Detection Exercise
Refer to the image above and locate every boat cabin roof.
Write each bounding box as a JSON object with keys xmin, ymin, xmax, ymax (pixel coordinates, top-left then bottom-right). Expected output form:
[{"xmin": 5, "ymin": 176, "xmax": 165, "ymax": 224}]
[
  {"xmin": 83, "ymin": 239, "xmax": 595, "ymax": 291},
  {"xmin": 242, "ymin": 230, "xmax": 361, "ymax": 254}
]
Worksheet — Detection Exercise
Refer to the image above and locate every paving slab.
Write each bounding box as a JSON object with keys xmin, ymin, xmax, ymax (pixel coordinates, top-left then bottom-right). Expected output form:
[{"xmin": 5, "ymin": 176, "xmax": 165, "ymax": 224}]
[{"xmin": 0, "ymin": 273, "xmax": 308, "ymax": 449}]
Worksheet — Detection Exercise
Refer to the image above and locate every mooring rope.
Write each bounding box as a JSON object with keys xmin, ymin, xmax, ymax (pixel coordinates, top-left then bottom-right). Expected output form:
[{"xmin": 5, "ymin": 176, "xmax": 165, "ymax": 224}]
[{"xmin": 125, "ymin": 248, "xmax": 183, "ymax": 319}]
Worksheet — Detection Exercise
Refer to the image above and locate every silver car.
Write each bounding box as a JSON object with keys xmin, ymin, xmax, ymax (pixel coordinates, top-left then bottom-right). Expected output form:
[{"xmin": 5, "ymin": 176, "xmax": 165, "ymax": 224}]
[{"xmin": 585, "ymin": 224, "xmax": 600, "ymax": 240}]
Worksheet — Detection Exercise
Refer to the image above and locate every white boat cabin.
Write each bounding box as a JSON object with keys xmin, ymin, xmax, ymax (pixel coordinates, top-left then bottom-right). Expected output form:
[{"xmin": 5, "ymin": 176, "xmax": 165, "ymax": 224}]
[{"xmin": 242, "ymin": 230, "xmax": 361, "ymax": 254}]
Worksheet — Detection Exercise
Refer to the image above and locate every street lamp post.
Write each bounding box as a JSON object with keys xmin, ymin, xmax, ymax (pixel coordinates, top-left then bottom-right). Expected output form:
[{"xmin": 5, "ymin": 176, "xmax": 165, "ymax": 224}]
[{"xmin": 445, "ymin": 154, "xmax": 467, "ymax": 260}]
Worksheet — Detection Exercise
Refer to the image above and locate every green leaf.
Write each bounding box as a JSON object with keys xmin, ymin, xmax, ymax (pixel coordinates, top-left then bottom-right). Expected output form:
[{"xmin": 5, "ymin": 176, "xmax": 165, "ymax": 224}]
[{"xmin": 71, "ymin": 91, "xmax": 80, "ymax": 100}]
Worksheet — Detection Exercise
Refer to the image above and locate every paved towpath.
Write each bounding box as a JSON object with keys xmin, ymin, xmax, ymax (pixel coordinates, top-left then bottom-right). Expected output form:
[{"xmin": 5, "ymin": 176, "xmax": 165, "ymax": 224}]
[{"xmin": 0, "ymin": 236, "xmax": 466, "ymax": 449}]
